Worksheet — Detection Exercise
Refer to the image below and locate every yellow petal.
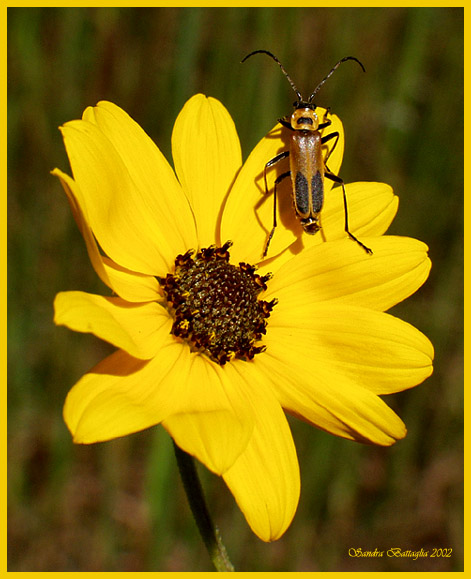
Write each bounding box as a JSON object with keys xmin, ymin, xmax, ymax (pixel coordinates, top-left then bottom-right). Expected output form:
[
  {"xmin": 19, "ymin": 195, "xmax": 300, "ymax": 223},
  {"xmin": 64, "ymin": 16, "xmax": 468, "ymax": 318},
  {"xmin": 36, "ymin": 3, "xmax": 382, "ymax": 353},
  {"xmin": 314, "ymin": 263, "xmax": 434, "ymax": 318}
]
[
  {"xmin": 256, "ymin": 346, "xmax": 406, "ymax": 445},
  {"xmin": 318, "ymin": 181, "xmax": 399, "ymax": 243},
  {"xmin": 284, "ymin": 368, "xmax": 408, "ymax": 445},
  {"xmin": 64, "ymin": 345, "xmax": 184, "ymax": 443},
  {"xmin": 101, "ymin": 256, "xmax": 162, "ymax": 303},
  {"xmin": 54, "ymin": 291, "xmax": 170, "ymax": 359},
  {"xmin": 255, "ymin": 300, "xmax": 433, "ymax": 445},
  {"xmin": 83, "ymin": 101, "xmax": 197, "ymax": 256},
  {"xmin": 222, "ymin": 363, "xmax": 300, "ymax": 541},
  {"xmin": 52, "ymin": 167, "xmax": 109, "ymax": 286},
  {"xmin": 52, "ymin": 168, "xmax": 160, "ymax": 302},
  {"xmin": 163, "ymin": 407, "xmax": 253, "ymax": 477},
  {"xmin": 65, "ymin": 337, "xmax": 256, "ymax": 445},
  {"xmin": 162, "ymin": 353, "xmax": 258, "ymax": 475},
  {"xmin": 221, "ymin": 123, "xmax": 294, "ymax": 264},
  {"xmin": 265, "ymin": 235, "xmax": 431, "ymax": 312},
  {"xmin": 171, "ymin": 94, "xmax": 242, "ymax": 247},
  {"xmin": 259, "ymin": 181, "xmax": 398, "ymax": 272},
  {"xmin": 60, "ymin": 119, "xmax": 180, "ymax": 275},
  {"xmin": 268, "ymin": 303, "xmax": 434, "ymax": 395}
]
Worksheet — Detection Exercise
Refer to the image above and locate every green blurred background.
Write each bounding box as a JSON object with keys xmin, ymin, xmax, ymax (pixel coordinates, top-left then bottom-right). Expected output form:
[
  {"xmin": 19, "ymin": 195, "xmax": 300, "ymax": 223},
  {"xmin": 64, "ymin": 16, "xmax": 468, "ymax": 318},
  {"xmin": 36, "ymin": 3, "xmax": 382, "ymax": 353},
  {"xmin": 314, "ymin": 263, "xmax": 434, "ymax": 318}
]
[{"xmin": 7, "ymin": 7, "xmax": 463, "ymax": 572}]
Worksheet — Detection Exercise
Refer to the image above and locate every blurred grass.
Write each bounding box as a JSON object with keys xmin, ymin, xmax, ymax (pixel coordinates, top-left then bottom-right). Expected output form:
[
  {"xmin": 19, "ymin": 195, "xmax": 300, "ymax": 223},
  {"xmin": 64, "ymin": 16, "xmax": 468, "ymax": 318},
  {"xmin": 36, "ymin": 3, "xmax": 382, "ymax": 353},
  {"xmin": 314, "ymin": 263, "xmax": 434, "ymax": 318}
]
[{"xmin": 7, "ymin": 7, "xmax": 463, "ymax": 572}]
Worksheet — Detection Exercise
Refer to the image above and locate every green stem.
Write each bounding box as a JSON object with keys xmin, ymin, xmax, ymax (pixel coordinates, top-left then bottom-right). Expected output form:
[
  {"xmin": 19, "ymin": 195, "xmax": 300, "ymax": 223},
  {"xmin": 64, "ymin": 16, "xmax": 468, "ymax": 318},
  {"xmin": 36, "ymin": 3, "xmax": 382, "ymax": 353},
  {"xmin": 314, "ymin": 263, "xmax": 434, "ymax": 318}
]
[{"xmin": 173, "ymin": 441, "xmax": 235, "ymax": 572}]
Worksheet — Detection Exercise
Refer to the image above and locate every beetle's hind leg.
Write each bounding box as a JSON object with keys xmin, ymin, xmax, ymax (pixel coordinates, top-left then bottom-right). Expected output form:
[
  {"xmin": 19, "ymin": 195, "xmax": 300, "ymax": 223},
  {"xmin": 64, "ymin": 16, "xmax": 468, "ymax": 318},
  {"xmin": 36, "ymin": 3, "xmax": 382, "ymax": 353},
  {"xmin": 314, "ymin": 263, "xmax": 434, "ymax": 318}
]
[
  {"xmin": 324, "ymin": 170, "xmax": 373, "ymax": 255},
  {"xmin": 321, "ymin": 129, "xmax": 372, "ymax": 255}
]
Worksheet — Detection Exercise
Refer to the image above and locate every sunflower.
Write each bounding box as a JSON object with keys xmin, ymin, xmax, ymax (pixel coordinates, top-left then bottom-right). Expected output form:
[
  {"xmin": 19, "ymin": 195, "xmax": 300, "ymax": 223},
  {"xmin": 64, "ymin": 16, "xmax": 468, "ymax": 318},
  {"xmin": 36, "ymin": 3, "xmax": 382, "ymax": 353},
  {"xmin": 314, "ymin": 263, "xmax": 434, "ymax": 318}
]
[{"xmin": 53, "ymin": 95, "xmax": 433, "ymax": 543}]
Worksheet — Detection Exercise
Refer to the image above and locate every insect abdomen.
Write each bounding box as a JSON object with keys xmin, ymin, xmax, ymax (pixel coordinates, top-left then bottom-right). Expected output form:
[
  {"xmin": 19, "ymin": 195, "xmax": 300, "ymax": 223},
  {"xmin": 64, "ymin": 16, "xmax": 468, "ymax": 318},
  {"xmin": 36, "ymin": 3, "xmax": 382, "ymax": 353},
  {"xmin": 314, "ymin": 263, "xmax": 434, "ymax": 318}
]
[
  {"xmin": 294, "ymin": 172, "xmax": 310, "ymax": 214},
  {"xmin": 310, "ymin": 171, "xmax": 323, "ymax": 213}
]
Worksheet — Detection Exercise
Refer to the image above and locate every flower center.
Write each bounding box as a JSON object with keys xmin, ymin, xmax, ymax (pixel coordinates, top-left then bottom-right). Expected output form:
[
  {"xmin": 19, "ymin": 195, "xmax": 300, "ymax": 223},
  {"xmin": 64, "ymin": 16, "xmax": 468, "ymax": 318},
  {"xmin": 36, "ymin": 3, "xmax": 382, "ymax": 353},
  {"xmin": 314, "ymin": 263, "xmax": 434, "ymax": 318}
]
[{"xmin": 158, "ymin": 241, "xmax": 277, "ymax": 365}]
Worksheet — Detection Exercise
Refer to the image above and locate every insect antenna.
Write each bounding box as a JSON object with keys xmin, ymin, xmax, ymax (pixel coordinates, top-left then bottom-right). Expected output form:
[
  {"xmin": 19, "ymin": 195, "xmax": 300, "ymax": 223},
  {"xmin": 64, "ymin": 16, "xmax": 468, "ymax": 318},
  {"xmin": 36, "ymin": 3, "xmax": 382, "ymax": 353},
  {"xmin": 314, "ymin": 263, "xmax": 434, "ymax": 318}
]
[
  {"xmin": 308, "ymin": 56, "xmax": 365, "ymax": 103},
  {"xmin": 242, "ymin": 50, "xmax": 303, "ymax": 102}
]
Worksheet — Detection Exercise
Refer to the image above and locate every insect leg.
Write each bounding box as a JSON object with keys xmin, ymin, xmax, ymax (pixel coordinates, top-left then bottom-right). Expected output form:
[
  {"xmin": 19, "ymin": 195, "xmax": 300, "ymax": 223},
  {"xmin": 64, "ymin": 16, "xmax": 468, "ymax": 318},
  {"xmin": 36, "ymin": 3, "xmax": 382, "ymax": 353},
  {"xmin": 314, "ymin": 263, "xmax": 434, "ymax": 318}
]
[
  {"xmin": 322, "ymin": 129, "xmax": 373, "ymax": 251},
  {"xmin": 264, "ymin": 170, "xmax": 291, "ymax": 257},
  {"xmin": 318, "ymin": 107, "xmax": 332, "ymax": 131},
  {"xmin": 322, "ymin": 130, "xmax": 371, "ymax": 254},
  {"xmin": 279, "ymin": 118, "xmax": 292, "ymax": 130},
  {"xmin": 324, "ymin": 170, "xmax": 373, "ymax": 255},
  {"xmin": 321, "ymin": 129, "xmax": 339, "ymax": 165},
  {"xmin": 262, "ymin": 150, "xmax": 290, "ymax": 257},
  {"xmin": 264, "ymin": 150, "xmax": 289, "ymax": 195}
]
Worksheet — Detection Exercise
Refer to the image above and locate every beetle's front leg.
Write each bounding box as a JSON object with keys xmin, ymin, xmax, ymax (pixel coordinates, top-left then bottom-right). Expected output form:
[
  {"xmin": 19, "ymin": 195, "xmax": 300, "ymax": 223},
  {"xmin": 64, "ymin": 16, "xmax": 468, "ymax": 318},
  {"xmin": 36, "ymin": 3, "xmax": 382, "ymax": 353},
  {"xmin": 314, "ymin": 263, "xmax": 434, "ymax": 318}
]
[{"xmin": 318, "ymin": 107, "xmax": 332, "ymax": 131}]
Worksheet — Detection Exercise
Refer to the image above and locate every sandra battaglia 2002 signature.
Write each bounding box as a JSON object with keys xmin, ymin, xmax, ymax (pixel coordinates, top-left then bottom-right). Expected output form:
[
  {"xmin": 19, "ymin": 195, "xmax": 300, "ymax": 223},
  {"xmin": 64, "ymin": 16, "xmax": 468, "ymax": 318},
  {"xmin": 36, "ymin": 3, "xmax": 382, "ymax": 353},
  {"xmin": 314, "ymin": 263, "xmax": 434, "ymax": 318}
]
[{"xmin": 348, "ymin": 547, "xmax": 452, "ymax": 560}]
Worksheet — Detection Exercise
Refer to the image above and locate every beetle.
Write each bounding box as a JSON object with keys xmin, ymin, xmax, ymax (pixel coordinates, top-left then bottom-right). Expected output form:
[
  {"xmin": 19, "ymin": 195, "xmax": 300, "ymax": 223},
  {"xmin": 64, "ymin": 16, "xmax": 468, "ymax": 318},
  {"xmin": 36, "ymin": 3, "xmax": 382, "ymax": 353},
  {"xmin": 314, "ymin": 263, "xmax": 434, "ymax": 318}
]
[{"xmin": 242, "ymin": 49, "xmax": 373, "ymax": 257}]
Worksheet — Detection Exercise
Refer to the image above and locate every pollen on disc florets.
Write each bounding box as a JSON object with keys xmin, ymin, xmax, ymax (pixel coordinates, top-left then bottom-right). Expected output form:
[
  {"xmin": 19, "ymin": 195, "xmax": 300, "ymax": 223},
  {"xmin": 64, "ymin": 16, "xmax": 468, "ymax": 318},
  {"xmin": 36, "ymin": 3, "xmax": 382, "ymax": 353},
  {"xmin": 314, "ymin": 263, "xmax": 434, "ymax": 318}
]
[{"xmin": 157, "ymin": 241, "xmax": 277, "ymax": 365}]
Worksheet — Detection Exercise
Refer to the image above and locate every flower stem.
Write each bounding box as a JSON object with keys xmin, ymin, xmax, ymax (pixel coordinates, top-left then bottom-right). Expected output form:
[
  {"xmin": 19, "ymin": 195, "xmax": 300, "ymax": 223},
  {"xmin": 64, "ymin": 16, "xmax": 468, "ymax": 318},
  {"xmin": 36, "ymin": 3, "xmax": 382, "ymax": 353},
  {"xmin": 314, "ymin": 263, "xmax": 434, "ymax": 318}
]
[{"xmin": 173, "ymin": 441, "xmax": 235, "ymax": 572}]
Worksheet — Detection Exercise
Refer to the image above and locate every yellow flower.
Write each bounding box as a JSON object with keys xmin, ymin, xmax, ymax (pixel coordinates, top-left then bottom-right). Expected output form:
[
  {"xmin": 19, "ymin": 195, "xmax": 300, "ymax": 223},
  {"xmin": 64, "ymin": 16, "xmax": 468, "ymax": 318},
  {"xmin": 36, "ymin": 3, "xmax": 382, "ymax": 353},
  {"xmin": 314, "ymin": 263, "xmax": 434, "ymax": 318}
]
[{"xmin": 53, "ymin": 95, "xmax": 433, "ymax": 542}]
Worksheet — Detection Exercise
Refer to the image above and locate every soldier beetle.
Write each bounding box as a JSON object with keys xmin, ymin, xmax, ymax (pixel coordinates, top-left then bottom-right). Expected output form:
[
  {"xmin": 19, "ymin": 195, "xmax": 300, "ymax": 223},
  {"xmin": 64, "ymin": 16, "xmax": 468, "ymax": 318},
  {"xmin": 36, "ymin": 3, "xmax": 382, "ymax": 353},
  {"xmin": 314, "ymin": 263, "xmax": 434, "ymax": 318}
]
[{"xmin": 242, "ymin": 50, "xmax": 372, "ymax": 257}]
